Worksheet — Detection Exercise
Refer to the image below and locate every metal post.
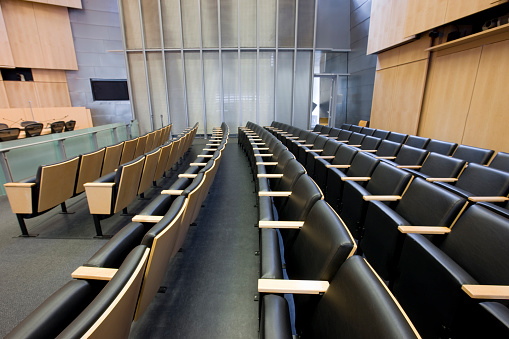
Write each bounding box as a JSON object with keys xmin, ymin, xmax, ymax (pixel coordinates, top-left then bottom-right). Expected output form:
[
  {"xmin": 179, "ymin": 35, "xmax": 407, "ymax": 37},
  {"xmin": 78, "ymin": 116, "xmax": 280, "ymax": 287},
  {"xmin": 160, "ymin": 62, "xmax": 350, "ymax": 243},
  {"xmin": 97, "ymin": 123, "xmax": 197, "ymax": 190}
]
[{"xmin": 0, "ymin": 151, "xmax": 13, "ymax": 183}]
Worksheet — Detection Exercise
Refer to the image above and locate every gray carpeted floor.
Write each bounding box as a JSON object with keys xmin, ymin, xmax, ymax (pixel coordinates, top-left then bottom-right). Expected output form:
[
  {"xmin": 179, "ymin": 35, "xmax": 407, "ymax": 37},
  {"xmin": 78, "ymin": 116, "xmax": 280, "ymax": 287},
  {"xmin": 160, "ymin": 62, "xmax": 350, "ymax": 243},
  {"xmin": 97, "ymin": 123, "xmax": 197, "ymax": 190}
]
[{"xmin": 0, "ymin": 137, "xmax": 260, "ymax": 338}]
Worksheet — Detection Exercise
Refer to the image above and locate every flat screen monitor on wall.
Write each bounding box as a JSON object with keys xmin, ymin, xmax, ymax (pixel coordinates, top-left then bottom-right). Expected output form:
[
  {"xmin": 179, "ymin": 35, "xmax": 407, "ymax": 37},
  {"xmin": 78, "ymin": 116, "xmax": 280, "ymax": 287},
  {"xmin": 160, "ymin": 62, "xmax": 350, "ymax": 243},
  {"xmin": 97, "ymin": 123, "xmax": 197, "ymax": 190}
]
[{"xmin": 91, "ymin": 79, "xmax": 129, "ymax": 101}]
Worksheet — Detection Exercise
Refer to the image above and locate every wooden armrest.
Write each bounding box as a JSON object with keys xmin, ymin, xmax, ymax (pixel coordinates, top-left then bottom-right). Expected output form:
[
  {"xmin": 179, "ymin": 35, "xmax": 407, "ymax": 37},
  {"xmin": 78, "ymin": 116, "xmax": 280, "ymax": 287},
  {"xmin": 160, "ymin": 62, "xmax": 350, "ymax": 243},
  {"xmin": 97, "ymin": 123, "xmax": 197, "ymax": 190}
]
[
  {"xmin": 203, "ymin": 148, "xmax": 217, "ymax": 151},
  {"xmin": 161, "ymin": 189, "xmax": 184, "ymax": 195},
  {"xmin": 72, "ymin": 266, "xmax": 118, "ymax": 281},
  {"xmin": 179, "ymin": 174, "xmax": 197, "ymax": 179},
  {"xmin": 287, "ymin": 137, "xmax": 299, "ymax": 139},
  {"xmin": 298, "ymin": 144, "xmax": 314, "ymax": 147},
  {"xmin": 258, "ymin": 220, "xmax": 304, "ymax": 229},
  {"xmin": 254, "ymin": 154, "xmax": 273, "ymax": 157},
  {"xmin": 257, "ymin": 174, "xmax": 284, "ymax": 178},
  {"xmin": 253, "ymin": 148, "xmax": 269, "ymax": 151},
  {"xmin": 190, "ymin": 163, "xmax": 207, "ymax": 166},
  {"xmin": 326, "ymin": 164, "xmax": 350, "ymax": 169},
  {"xmin": 197, "ymin": 155, "xmax": 213, "ymax": 158},
  {"xmin": 295, "ymin": 140, "xmax": 306, "ymax": 142},
  {"xmin": 425, "ymin": 178, "xmax": 458, "ymax": 182},
  {"xmin": 258, "ymin": 279, "xmax": 329, "ymax": 294},
  {"xmin": 305, "ymin": 149, "xmax": 323, "ymax": 153},
  {"xmin": 320, "ymin": 134, "xmax": 329, "ymax": 136},
  {"xmin": 462, "ymin": 285, "xmax": 509, "ymax": 300},
  {"xmin": 4, "ymin": 182, "xmax": 36, "ymax": 188},
  {"xmin": 256, "ymin": 162, "xmax": 278, "ymax": 165},
  {"xmin": 206, "ymin": 143, "xmax": 219, "ymax": 146},
  {"xmin": 398, "ymin": 226, "xmax": 451, "ymax": 234},
  {"xmin": 314, "ymin": 155, "xmax": 335, "ymax": 159},
  {"xmin": 396, "ymin": 165, "xmax": 422, "ymax": 169},
  {"xmin": 468, "ymin": 196, "xmax": 509, "ymax": 203},
  {"xmin": 250, "ymin": 139, "xmax": 262, "ymax": 141},
  {"xmin": 279, "ymin": 132, "xmax": 289, "ymax": 134},
  {"xmin": 363, "ymin": 195, "xmax": 402, "ymax": 201},
  {"xmin": 359, "ymin": 150, "xmax": 377, "ymax": 153},
  {"xmin": 258, "ymin": 191, "xmax": 292, "ymax": 197},
  {"xmin": 376, "ymin": 156, "xmax": 397, "ymax": 159},
  {"xmin": 132, "ymin": 215, "xmax": 164, "ymax": 223},
  {"xmin": 328, "ymin": 137, "xmax": 338, "ymax": 139},
  {"xmin": 307, "ymin": 130, "xmax": 313, "ymax": 132},
  {"xmin": 340, "ymin": 176, "xmax": 371, "ymax": 181},
  {"xmin": 83, "ymin": 183, "xmax": 115, "ymax": 188},
  {"xmin": 251, "ymin": 142, "xmax": 265, "ymax": 145},
  {"xmin": 348, "ymin": 144, "xmax": 362, "ymax": 147}
]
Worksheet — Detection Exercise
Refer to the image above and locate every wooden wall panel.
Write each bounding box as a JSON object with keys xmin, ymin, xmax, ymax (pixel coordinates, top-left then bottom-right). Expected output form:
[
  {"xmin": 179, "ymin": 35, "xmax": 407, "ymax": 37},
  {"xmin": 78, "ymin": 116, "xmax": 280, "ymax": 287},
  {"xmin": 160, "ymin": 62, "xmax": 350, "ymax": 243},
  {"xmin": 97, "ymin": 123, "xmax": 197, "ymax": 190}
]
[
  {"xmin": 32, "ymin": 69, "xmax": 67, "ymax": 82},
  {"xmin": 32, "ymin": 2, "xmax": 78, "ymax": 70},
  {"xmin": 0, "ymin": 108, "xmax": 30, "ymax": 126},
  {"xmin": 418, "ymin": 47, "xmax": 482, "ymax": 143},
  {"xmin": 35, "ymin": 82, "xmax": 71, "ymax": 107},
  {"xmin": 0, "ymin": 81, "xmax": 9, "ymax": 108},
  {"xmin": 377, "ymin": 37, "xmax": 431, "ymax": 70},
  {"xmin": 1, "ymin": 0, "xmax": 45, "ymax": 68},
  {"xmin": 0, "ymin": 2, "xmax": 14, "ymax": 67},
  {"xmin": 370, "ymin": 68, "xmax": 397, "ymax": 130},
  {"xmin": 404, "ymin": 0, "xmax": 447, "ymax": 36},
  {"xmin": 4, "ymin": 81, "xmax": 40, "ymax": 108},
  {"xmin": 444, "ymin": 0, "xmax": 506, "ymax": 24},
  {"xmin": 462, "ymin": 39, "xmax": 509, "ymax": 153},
  {"xmin": 18, "ymin": 0, "xmax": 82, "ymax": 9}
]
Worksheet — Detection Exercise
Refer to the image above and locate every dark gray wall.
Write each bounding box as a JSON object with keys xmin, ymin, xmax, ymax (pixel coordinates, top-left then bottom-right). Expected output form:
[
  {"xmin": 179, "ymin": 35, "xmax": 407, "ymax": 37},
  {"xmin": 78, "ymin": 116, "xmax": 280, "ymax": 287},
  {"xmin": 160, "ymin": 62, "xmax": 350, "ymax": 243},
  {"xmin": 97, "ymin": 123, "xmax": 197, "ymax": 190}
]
[
  {"xmin": 316, "ymin": 0, "xmax": 350, "ymax": 50},
  {"xmin": 66, "ymin": 0, "xmax": 132, "ymax": 127},
  {"xmin": 346, "ymin": 0, "xmax": 376, "ymax": 125}
]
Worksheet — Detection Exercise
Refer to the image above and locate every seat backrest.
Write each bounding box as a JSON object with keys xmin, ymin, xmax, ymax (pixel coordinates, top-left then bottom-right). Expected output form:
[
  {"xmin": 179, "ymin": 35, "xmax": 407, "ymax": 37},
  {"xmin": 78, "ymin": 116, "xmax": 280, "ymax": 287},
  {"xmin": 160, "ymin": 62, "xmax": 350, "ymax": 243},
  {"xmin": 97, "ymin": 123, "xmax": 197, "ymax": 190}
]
[
  {"xmin": 21, "ymin": 120, "xmax": 37, "ymax": 127},
  {"xmin": 375, "ymin": 140, "xmax": 402, "ymax": 157},
  {"xmin": 305, "ymin": 131, "xmax": 318, "ymax": 144},
  {"xmin": 153, "ymin": 142, "xmax": 174, "ymax": 182},
  {"xmin": 58, "ymin": 245, "xmax": 149, "ymax": 339},
  {"xmin": 350, "ymin": 125, "xmax": 363, "ymax": 133},
  {"xmin": 393, "ymin": 145, "xmax": 428, "ymax": 166},
  {"xmin": 24, "ymin": 123, "xmax": 44, "ymax": 137},
  {"xmin": 337, "ymin": 129, "xmax": 352, "ymax": 142},
  {"xmin": 322, "ymin": 139, "xmax": 341, "ymax": 156},
  {"xmin": 144, "ymin": 132, "xmax": 156, "ymax": 153},
  {"xmin": 0, "ymin": 123, "xmax": 8, "ymax": 129},
  {"xmin": 340, "ymin": 123, "xmax": 352, "ymax": 130},
  {"xmin": 138, "ymin": 147, "xmax": 162, "ymax": 195},
  {"xmin": 119, "ymin": 138, "xmax": 138, "ymax": 165},
  {"xmin": 331, "ymin": 145, "xmax": 358, "ymax": 166},
  {"xmin": 165, "ymin": 137, "xmax": 182, "ymax": 171},
  {"xmin": 273, "ymin": 159, "xmax": 306, "ymax": 192},
  {"xmin": 387, "ymin": 131, "xmax": 408, "ymax": 143},
  {"xmin": 373, "ymin": 129, "xmax": 390, "ymax": 139},
  {"xmin": 420, "ymin": 152, "xmax": 466, "ymax": 179},
  {"xmin": 64, "ymin": 120, "xmax": 76, "ymax": 131},
  {"xmin": 365, "ymin": 162, "xmax": 414, "ymax": 196},
  {"xmin": 395, "ymin": 177, "xmax": 466, "ymax": 226},
  {"xmin": 328, "ymin": 128, "xmax": 341, "ymax": 137},
  {"xmin": 279, "ymin": 175, "xmax": 322, "ymax": 221},
  {"xmin": 307, "ymin": 255, "xmax": 419, "ymax": 339},
  {"xmin": 320, "ymin": 126, "xmax": 332, "ymax": 135},
  {"xmin": 489, "ymin": 152, "xmax": 509, "ymax": 172},
  {"xmin": 151, "ymin": 129, "xmax": 162, "ymax": 149},
  {"xmin": 312, "ymin": 125, "xmax": 322, "ymax": 132},
  {"xmin": 37, "ymin": 157, "xmax": 80, "ymax": 212},
  {"xmin": 405, "ymin": 135, "xmax": 430, "ymax": 149},
  {"xmin": 134, "ymin": 134, "xmax": 149, "ymax": 158},
  {"xmin": 452, "ymin": 144, "xmax": 495, "ymax": 165},
  {"xmin": 360, "ymin": 135, "xmax": 381, "ymax": 150},
  {"xmin": 0, "ymin": 127, "xmax": 20, "ymax": 141},
  {"xmin": 50, "ymin": 121, "xmax": 65, "ymax": 133},
  {"xmin": 101, "ymin": 142, "xmax": 124, "ymax": 176},
  {"xmin": 113, "ymin": 156, "xmax": 145, "ymax": 213},
  {"xmin": 360, "ymin": 127, "xmax": 375, "ymax": 136},
  {"xmin": 135, "ymin": 197, "xmax": 188, "ymax": 320},
  {"xmin": 440, "ymin": 204, "xmax": 509, "ymax": 285},
  {"xmin": 346, "ymin": 152, "xmax": 379, "ymax": 178},
  {"xmin": 312, "ymin": 135, "xmax": 328, "ymax": 149},
  {"xmin": 426, "ymin": 139, "xmax": 457, "ymax": 155},
  {"xmin": 455, "ymin": 163, "xmax": 509, "ymax": 197},
  {"xmin": 75, "ymin": 148, "xmax": 106, "ymax": 195},
  {"xmin": 348, "ymin": 132, "xmax": 366, "ymax": 146}
]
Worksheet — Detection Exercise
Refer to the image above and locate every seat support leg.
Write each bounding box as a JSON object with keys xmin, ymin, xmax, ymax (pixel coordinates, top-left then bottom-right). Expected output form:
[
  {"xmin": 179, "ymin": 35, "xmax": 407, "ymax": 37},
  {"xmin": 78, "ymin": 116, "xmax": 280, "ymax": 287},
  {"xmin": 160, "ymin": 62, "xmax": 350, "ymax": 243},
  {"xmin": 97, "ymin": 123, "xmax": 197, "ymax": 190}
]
[
  {"xmin": 59, "ymin": 202, "xmax": 75, "ymax": 214},
  {"xmin": 16, "ymin": 215, "xmax": 36, "ymax": 237},
  {"xmin": 93, "ymin": 215, "xmax": 103, "ymax": 237}
]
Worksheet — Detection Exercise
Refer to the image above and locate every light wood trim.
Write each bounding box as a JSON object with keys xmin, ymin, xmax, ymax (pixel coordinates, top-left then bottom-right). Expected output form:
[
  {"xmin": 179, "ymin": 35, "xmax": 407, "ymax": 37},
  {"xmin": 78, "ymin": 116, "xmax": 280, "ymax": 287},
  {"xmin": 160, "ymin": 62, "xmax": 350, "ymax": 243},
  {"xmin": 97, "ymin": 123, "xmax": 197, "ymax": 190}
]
[
  {"xmin": 84, "ymin": 182, "xmax": 114, "ymax": 215},
  {"xmin": 4, "ymin": 182, "xmax": 35, "ymax": 214},
  {"xmin": 258, "ymin": 220, "xmax": 304, "ymax": 229},
  {"xmin": 251, "ymin": 142, "xmax": 265, "ymax": 145},
  {"xmin": 71, "ymin": 266, "xmax": 118, "ymax": 281},
  {"xmin": 38, "ymin": 156, "xmax": 80, "ymax": 212},
  {"xmin": 256, "ymin": 162, "xmax": 278, "ymax": 165},
  {"xmin": 257, "ymin": 174, "xmax": 284, "ymax": 178},
  {"xmin": 376, "ymin": 156, "xmax": 396, "ymax": 159},
  {"xmin": 341, "ymin": 176, "xmax": 371, "ymax": 181},
  {"xmin": 161, "ymin": 189, "xmax": 184, "ymax": 195},
  {"xmin": 363, "ymin": 195, "xmax": 402, "ymax": 201},
  {"xmin": 348, "ymin": 144, "xmax": 362, "ymax": 147},
  {"xmin": 250, "ymin": 138, "xmax": 262, "ymax": 141},
  {"xmin": 328, "ymin": 136, "xmax": 338, "ymax": 139},
  {"xmin": 190, "ymin": 163, "xmax": 207, "ymax": 166},
  {"xmin": 295, "ymin": 139, "xmax": 306, "ymax": 142},
  {"xmin": 425, "ymin": 178, "xmax": 458, "ymax": 182},
  {"xmin": 206, "ymin": 144, "xmax": 219, "ymax": 146},
  {"xmin": 359, "ymin": 150, "xmax": 377, "ymax": 153},
  {"xmin": 396, "ymin": 165, "xmax": 423, "ymax": 169},
  {"xmin": 326, "ymin": 164, "xmax": 350, "ymax": 169},
  {"xmin": 468, "ymin": 196, "xmax": 509, "ymax": 203},
  {"xmin": 254, "ymin": 154, "xmax": 273, "ymax": 157},
  {"xmin": 287, "ymin": 136, "xmax": 299, "ymax": 139},
  {"xmin": 197, "ymin": 155, "xmax": 213, "ymax": 158},
  {"xmin": 462, "ymin": 284, "xmax": 509, "ymax": 300},
  {"xmin": 253, "ymin": 148, "xmax": 269, "ymax": 150},
  {"xmin": 398, "ymin": 226, "xmax": 451, "ymax": 234},
  {"xmin": 258, "ymin": 279, "xmax": 329, "ymax": 294},
  {"xmin": 132, "ymin": 215, "xmax": 163, "ymax": 223},
  {"xmin": 305, "ymin": 149, "xmax": 323, "ymax": 153},
  {"xmin": 315, "ymin": 155, "xmax": 335, "ymax": 159},
  {"xmin": 203, "ymin": 148, "xmax": 217, "ymax": 151},
  {"xmin": 178, "ymin": 174, "xmax": 197, "ymax": 179},
  {"xmin": 298, "ymin": 144, "xmax": 314, "ymax": 147},
  {"xmin": 258, "ymin": 191, "xmax": 292, "ymax": 197},
  {"xmin": 0, "ymin": 2, "xmax": 14, "ymax": 67}
]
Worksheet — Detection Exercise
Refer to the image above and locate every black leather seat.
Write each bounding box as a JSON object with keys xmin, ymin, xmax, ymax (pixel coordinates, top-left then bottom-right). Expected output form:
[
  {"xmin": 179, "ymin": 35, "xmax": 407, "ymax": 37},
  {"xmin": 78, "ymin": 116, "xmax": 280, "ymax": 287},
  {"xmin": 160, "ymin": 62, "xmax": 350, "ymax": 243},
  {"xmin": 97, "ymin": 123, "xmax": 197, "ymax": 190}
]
[
  {"xmin": 297, "ymin": 135, "xmax": 328, "ymax": 167},
  {"xmin": 349, "ymin": 125, "xmax": 363, "ymax": 133},
  {"xmin": 354, "ymin": 135, "xmax": 382, "ymax": 151},
  {"xmin": 64, "ymin": 120, "xmax": 76, "ymax": 131},
  {"xmin": 452, "ymin": 144, "xmax": 495, "ymax": 165},
  {"xmin": 403, "ymin": 151, "xmax": 466, "ymax": 181},
  {"xmin": 20, "ymin": 121, "xmax": 37, "ymax": 127},
  {"xmin": 0, "ymin": 122, "xmax": 9, "ymax": 129},
  {"xmin": 405, "ymin": 135, "xmax": 430, "ymax": 148},
  {"xmin": 382, "ymin": 145, "xmax": 429, "ymax": 169},
  {"xmin": 342, "ymin": 131, "xmax": 365, "ymax": 147},
  {"xmin": 387, "ymin": 131, "xmax": 408, "ymax": 143},
  {"xmin": 0, "ymin": 127, "xmax": 20, "ymax": 141},
  {"xmin": 340, "ymin": 123, "xmax": 352, "ymax": 130},
  {"xmin": 305, "ymin": 139, "xmax": 341, "ymax": 178},
  {"xmin": 50, "ymin": 121, "xmax": 65, "ymax": 133},
  {"xmin": 368, "ymin": 139, "xmax": 402, "ymax": 160},
  {"xmin": 360, "ymin": 177, "xmax": 467, "ymax": 280},
  {"xmin": 393, "ymin": 204, "xmax": 509, "ymax": 338},
  {"xmin": 426, "ymin": 139, "xmax": 458, "ymax": 155},
  {"xmin": 313, "ymin": 144, "xmax": 358, "ymax": 191},
  {"xmin": 24, "ymin": 123, "xmax": 44, "ymax": 137},
  {"xmin": 359, "ymin": 127, "xmax": 375, "ymax": 136},
  {"xmin": 260, "ymin": 256, "xmax": 420, "ymax": 339},
  {"xmin": 489, "ymin": 152, "xmax": 509, "ymax": 172},
  {"xmin": 373, "ymin": 129, "xmax": 390, "ymax": 139}
]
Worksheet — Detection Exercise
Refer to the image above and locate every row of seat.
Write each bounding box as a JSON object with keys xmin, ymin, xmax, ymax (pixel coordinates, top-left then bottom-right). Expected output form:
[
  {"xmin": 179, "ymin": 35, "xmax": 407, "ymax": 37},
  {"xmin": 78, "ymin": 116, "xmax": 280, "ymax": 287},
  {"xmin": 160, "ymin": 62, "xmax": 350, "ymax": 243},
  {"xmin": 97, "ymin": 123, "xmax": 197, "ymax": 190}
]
[
  {"xmin": 238, "ymin": 122, "xmax": 421, "ymax": 338},
  {"xmin": 4, "ymin": 124, "xmax": 174, "ymax": 237},
  {"xmin": 256, "ymin": 121, "xmax": 509, "ymax": 338},
  {"xmin": 0, "ymin": 120, "xmax": 77, "ymax": 141},
  {"xmin": 6, "ymin": 123, "xmax": 230, "ymax": 339}
]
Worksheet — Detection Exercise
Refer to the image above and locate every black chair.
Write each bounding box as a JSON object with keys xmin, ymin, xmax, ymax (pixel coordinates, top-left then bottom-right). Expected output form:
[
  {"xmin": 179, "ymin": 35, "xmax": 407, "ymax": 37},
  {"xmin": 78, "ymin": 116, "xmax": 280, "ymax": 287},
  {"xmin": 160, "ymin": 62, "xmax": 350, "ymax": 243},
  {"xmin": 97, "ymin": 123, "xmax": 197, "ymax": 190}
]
[
  {"xmin": 340, "ymin": 123, "xmax": 352, "ymax": 130},
  {"xmin": 343, "ymin": 132, "xmax": 365, "ymax": 147},
  {"xmin": 360, "ymin": 177, "xmax": 467, "ymax": 281},
  {"xmin": 0, "ymin": 127, "xmax": 20, "ymax": 141},
  {"xmin": 426, "ymin": 139, "xmax": 458, "ymax": 155},
  {"xmin": 51, "ymin": 121, "xmax": 66, "ymax": 133},
  {"xmin": 349, "ymin": 125, "xmax": 363, "ymax": 133},
  {"xmin": 405, "ymin": 135, "xmax": 430, "ymax": 149},
  {"xmin": 327, "ymin": 128, "xmax": 341, "ymax": 139},
  {"xmin": 260, "ymin": 256, "xmax": 420, "ymax": 339},
  {"xmin": 305, "ymin": 139, "xmax": 341, "ymax": 178},
  {"xmin": 373, "ymin": 129, "xmax": 390, "ymax": 139},
  {"xmin": 335, "ymin": 129, "xmax": 353, "ymax": 143},
  {"xmin": 64, "ymin": 120, "xmax": 76, "ymax": 131},
  {"xmin": 404, "ymin": 152, "xmax": 466, "ymax": 181},
  {"xmin": 297, "ymin": 135, "xmax": 329, "ymax": 167},
  {"xmin": 354, "ymin": 135, "xmax": 382, "ymax": 152},
  {"xmin": 313, "ymin": 144, "xmax": 357, "ymax": 192},
  {"xmin": 489, "ymin": 152, "xmax": 509, "ymax": 172},
  {"xmin": 383, "ymin": 145, "xmax": 429, "ymax": 169},
  {"xmin": 20, "ymin": 121, "xmax": 38, "ymax": 127},
  {"xmin": 0, "ymin": 123, "xmax": 8, "ymax": 129},
  {"xmin": 24, "ymin": 123, "xmax": 44, "ymax": 137},
  {"xmin": 387, "ymin": 131, "xmax": 408, "ymax": 143},
  {"xmin": 359, "ymin": 127, "xmax": 375, "ymax": 136},
  {"xmin": 393, "ymin": 204, "xmax": 509, "ymax": 338},
  {"xmin": 369, "ymin": 139, "xmax": 402, "ymax": 160},
  {"xmin": 452, "ymin": 144, "xmax": 494, "ymax": 165}
]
